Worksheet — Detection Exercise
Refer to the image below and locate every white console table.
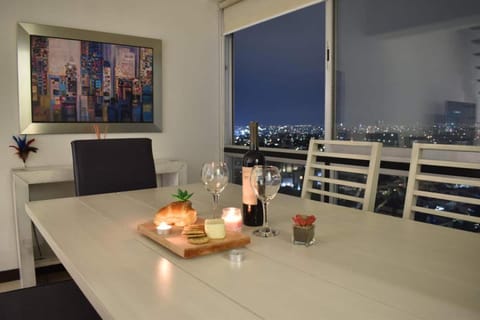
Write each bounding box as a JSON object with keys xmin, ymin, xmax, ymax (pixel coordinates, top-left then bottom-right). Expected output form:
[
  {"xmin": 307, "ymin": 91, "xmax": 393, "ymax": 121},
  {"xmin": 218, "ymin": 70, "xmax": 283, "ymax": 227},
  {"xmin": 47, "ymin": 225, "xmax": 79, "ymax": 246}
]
[{"xmin": 12, "ymin": 159, "xmax": 187, "ymax": 288}]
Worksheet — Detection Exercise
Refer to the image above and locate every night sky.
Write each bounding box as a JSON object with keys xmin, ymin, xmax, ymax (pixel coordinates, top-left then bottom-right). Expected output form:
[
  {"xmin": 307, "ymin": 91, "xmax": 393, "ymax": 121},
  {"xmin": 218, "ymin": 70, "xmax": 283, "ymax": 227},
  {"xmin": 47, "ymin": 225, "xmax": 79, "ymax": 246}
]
[{"xmin": 233, "ymin": 2, "xmax": 325, "ymax": 127}]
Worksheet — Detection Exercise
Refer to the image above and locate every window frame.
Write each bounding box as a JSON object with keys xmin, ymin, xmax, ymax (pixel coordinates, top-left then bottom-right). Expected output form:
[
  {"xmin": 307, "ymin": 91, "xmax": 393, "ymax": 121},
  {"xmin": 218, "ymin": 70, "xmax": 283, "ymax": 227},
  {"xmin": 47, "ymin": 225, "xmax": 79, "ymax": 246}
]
[
  {"xmin": 222, "ymin": 0, "xmax": 478, "ymax": 162},
  {"xmin": 221, "ymin": 0, "xmax": 480, "ymax": 232},
  {"xmin": 223, "ymin": 0, "xmax": 334, "ymax": 148}
]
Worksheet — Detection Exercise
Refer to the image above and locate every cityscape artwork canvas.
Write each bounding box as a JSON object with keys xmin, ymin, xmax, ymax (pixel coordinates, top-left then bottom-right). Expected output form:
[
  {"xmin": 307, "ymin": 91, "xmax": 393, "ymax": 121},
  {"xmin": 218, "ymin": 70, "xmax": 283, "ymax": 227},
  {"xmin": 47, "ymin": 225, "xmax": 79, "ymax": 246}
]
[
  {"xmin": 17, "ymin": 23, "xmax": 162, "ymax": 134},
  {"xmin": 30, "ymin": 36, "xmax": 153, "ymax": 123}
]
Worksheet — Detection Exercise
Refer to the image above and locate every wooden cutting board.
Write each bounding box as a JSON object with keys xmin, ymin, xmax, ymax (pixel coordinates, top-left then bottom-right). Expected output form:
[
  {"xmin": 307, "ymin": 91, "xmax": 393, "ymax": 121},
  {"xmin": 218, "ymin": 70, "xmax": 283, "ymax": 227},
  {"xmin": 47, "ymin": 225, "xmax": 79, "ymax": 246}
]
[{"xmin": 137, "ymin": 220, "xmax": 250, "ymax": 258}]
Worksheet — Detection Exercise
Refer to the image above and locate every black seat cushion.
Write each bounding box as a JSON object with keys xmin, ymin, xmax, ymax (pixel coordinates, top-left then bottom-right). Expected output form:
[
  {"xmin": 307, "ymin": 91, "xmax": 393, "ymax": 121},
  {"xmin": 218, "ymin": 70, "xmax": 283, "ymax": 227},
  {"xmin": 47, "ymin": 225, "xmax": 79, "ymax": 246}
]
[
  {"xmin": 0, "ymin": 280, "xmax": 101, "ymax": 320},
  {"xmin": 71, "ymin": 138, "xmax": 157, "ymax": 196}
]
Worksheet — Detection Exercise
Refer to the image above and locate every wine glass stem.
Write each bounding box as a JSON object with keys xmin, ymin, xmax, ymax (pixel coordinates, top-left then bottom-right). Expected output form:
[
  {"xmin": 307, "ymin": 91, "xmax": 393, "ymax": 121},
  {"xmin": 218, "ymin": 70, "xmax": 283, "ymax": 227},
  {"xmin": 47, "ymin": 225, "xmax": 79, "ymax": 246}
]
[
  {"xmin": 212, "ymin": 193, "xmax": 219, "ymax": 218},
  {"xmin": 262, "ymin": 200, "xmax": 269, "ymax": 230}
]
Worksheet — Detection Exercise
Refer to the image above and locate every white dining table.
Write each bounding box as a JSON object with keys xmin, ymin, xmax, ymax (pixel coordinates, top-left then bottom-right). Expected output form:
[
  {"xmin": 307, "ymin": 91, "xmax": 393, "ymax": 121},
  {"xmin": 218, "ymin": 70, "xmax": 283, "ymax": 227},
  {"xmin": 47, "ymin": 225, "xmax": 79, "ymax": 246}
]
[{"xmin": 25, "ymin": 183, "xmax": 480, "ymax": 320}]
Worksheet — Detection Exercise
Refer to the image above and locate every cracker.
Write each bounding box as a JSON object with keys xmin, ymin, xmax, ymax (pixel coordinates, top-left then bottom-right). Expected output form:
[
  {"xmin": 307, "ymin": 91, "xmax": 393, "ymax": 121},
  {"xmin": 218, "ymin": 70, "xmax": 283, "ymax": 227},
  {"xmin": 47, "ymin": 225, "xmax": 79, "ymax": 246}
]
[
  {"xmin": 187, "ymin": 234, "xmax": 207, "ymax": 238},
  {"xmin": 182, "ymin": 224, "xmax": 205, "ymax": 236},
  {"xmin": 184, "ymin": 224, "xmax": 204, "ymax": 230},
  {"xmin": 182, "ymin": 230, "xmax": 206, "ymax": 235},
  {"xmin": 188, "ymin": 236, "xmax": 209, "ymax": 245}
]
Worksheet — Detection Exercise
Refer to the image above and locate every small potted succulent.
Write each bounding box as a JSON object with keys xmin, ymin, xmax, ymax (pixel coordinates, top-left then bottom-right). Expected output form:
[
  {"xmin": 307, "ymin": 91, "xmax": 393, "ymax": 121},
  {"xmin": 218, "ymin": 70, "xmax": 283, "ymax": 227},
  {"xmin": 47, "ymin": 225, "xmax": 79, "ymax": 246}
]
[{"xmin": 292, "ymin": 214, "xmax": 316, "ymax": 246}]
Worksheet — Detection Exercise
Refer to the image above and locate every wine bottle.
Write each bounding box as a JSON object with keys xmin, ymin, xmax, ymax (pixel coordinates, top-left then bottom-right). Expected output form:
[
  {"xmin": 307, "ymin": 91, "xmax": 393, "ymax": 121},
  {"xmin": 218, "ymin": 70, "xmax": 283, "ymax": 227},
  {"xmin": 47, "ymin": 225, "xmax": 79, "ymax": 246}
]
[{"xmin": 242, "ymin": 121, "xmax": 265, "ymax": 226}]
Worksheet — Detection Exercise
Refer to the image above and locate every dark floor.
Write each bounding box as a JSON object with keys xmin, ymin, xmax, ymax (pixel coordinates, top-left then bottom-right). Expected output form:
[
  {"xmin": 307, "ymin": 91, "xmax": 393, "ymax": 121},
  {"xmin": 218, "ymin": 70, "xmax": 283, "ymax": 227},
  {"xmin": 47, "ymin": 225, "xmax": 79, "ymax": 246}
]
[{"xmin": 36, "ymin": 264, "xmax": 72, "ymax": 285}]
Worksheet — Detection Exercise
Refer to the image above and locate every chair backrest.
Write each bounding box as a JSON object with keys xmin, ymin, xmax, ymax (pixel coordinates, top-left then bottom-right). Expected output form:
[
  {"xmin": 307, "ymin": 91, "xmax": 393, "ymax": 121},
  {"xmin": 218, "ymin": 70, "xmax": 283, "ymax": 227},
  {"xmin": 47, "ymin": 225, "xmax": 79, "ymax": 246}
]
[
  {"xmin": 301, "ymin": 139, "xmax": 382, "ymax": 211},
  {"xmin": 403, "ymin": 143, "xmax": 480, "ymax": 225},
  {"xmin": 71, "ymin": 138, "xmax": 157, "ymax": 196}
]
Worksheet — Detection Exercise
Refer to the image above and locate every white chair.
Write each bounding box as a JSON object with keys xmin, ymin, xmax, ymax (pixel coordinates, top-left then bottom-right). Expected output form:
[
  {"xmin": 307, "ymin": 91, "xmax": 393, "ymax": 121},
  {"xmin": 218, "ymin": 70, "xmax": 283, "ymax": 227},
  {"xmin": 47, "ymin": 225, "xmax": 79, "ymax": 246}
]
[
  {"xmin": 301, "ymin": 140, "xmax": 382, "ymax": 211},
  {"xmin": 403, "ymin": 143, "xmax": 480, "ymax": 226}
]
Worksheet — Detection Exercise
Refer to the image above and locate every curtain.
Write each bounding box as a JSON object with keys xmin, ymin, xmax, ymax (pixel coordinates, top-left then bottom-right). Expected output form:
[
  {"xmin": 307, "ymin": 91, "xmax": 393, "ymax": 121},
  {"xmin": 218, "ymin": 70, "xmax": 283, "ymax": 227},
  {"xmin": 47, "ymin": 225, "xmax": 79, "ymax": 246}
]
[{"xmin": 222, "ymin": 0, "xmax": 325, "ymax": 34}]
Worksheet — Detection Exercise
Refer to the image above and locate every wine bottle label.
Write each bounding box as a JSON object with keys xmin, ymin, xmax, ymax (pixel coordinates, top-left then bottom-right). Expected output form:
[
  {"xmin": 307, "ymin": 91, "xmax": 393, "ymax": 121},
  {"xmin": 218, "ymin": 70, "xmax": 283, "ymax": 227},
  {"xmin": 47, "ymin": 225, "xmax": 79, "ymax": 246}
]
[{"xmin": 242, "ymin": 167, "xmax": 257, "ymax": 205}]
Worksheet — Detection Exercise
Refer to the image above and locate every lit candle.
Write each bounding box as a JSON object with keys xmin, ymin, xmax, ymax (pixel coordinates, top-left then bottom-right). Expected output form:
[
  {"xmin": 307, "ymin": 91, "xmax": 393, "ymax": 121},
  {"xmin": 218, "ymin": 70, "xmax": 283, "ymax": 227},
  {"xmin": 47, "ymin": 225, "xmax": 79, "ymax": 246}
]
[
  {"xmin": 222, "ymin": 207, "xmax": 242, "ymax": 233},
  {"xmin": 156, "ymin": 222, "xmax": 172, "ymax": 235}
]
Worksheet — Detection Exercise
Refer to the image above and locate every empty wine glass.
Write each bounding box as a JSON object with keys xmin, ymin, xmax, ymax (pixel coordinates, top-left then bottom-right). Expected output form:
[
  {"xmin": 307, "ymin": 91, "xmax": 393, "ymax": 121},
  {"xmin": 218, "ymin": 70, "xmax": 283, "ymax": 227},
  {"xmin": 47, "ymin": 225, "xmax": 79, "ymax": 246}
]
[
  {"xmin": 201, "ymin": 161, "xmax": 229, "ymax": 218},
  {"xmin": 250, "ymin": 165, "xmax": 282, "ymax": 237}
]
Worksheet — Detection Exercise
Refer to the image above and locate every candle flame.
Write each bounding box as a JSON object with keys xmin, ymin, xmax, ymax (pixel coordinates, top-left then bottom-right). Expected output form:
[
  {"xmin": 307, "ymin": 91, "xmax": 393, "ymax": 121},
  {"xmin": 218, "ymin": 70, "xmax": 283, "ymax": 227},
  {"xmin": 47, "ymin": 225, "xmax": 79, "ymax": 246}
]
[{"xmin": 157, "ymin": 222, "xmax": 172, "ymax": 230}]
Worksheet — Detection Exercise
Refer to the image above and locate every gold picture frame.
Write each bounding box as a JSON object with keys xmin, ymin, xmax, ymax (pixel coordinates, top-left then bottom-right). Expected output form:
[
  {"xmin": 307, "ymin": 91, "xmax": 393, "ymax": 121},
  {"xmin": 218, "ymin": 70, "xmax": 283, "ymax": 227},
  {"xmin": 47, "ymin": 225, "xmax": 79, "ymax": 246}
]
[{"xmin": 17, "ymin": 22, "xmax": 162, "ymax": 134}]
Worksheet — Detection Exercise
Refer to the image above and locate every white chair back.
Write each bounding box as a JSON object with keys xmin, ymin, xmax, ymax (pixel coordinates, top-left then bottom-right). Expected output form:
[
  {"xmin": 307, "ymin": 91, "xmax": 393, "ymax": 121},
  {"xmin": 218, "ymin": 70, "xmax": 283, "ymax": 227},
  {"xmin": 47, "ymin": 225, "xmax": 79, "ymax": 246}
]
[
  {"xmin": 403, "ymin": 143, "xmax": 480, "ymax": 225},
  {"xmin": 301, "ymin": 140, "xmax": 382, "ymax": 211}
]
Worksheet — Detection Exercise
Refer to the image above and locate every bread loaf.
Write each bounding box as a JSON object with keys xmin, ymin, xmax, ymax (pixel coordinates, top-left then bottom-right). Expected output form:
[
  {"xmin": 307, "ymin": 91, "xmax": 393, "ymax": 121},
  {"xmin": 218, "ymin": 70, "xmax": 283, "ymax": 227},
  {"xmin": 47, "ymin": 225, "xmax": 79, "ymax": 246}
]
[{"xmin": 154, "ymin": 201, "xmax": 197, "ymax": 227}]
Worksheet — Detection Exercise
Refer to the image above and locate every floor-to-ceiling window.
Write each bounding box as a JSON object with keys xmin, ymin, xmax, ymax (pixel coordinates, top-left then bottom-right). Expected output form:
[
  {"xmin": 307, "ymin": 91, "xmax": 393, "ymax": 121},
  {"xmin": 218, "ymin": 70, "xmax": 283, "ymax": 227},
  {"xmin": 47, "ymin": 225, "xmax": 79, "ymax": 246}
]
[
  {"xmin": 335, "ymin": 0, "xmax": 480, "ymax": 147},
  {"xmin": 335, "ymin": 0, "xmax": 480, "ymax": 230},
  {"xmin": 232, "ymin": 2, "xmax": 326, "ymax": 150},
  {"xmin": 224, "ymin": 0, "xmax": 479, "ymax": 232},
  {"xmin": 226, "ymin": 1, "xmax": 328, "ymax": 196}
]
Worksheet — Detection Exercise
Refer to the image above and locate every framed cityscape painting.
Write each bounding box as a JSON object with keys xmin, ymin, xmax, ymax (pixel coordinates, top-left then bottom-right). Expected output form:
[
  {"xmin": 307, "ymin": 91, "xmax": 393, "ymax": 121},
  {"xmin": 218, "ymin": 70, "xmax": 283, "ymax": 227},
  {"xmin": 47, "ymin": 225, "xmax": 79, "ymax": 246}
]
[{"xmin": 17, "ymin": 22, "xmax": 162, "ymax": 134}]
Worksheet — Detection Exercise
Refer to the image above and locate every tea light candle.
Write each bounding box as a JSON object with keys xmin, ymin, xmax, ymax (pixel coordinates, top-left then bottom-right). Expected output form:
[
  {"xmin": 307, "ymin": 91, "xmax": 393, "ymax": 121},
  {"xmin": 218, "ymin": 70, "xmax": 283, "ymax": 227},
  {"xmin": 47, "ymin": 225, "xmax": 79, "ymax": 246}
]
[
  {"xmin": 156, "ymin": 222, "xmax": 172, "ymax": 235},
  {"xmin": 229, "ymin": 249, "xmax": 244, "ymax": 263},
  {"xmin": 222, "ymin": 207, "xmax": 242, "ymax": 232}
]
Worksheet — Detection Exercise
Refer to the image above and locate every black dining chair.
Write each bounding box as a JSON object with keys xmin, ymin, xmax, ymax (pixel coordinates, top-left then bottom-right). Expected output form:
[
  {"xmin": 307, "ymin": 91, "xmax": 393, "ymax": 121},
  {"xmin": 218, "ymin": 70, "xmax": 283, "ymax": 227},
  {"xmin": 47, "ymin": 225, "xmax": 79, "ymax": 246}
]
[
  {"xmin": 0, "ymin": 139, "xmax": 158, "ymax": 319},
  {"xmin": 0, "ymin": 280, "xmax": 101, "ymax": 320},
  {"xmin": 71, "ymin": 138, "xmax": 157, "ymax": 196}
]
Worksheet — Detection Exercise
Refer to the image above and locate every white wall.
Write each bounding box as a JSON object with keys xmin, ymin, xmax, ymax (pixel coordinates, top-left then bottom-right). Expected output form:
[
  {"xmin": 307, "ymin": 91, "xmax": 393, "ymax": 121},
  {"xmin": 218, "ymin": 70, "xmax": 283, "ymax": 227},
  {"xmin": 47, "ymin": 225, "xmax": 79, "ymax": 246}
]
[{"xmin": 0, "ymin": 0, "xmax": 221, "ymax": 272}]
